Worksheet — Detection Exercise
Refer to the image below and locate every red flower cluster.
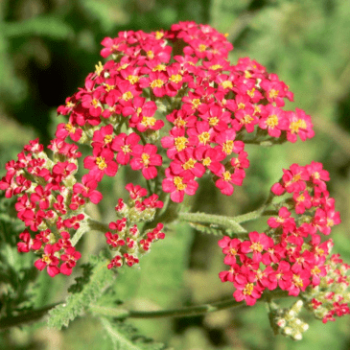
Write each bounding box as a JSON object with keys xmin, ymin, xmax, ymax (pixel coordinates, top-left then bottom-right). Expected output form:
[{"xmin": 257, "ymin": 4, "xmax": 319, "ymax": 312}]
[
  {"xmin": 0, "ymin": 22, "xmax": 316, "ymax": 278},
  {"xmin": 106, "ymin": 184, "xmax": 164, "ymax": 269},
  {"xmin": 55, "ymin": 21, "xmax": 314, "ymax": 203},
  {"xmin": 0, "ymin": 139, "xmax": 84, "ymax": 276},
  {"xmin": 218, "ymin": 162, "xmax": 341, "ymax": 306}
]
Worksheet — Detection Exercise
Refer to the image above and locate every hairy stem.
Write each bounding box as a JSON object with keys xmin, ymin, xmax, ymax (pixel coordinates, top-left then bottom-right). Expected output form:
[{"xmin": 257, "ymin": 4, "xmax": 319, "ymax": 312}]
[
  {"xmin": 122, "ymin": 290, "xmax": 289, "ymax": 319},
  {"xmin": 71, "ymin": 217, "xmax": 109, "ymax": 246},
  {"xmin": 178, "ymin": 211, "xmax": 247, "ymax": 233},
  {"xmin": 0, "ymin": 290, "xmax": 289, "ymax": 330}
]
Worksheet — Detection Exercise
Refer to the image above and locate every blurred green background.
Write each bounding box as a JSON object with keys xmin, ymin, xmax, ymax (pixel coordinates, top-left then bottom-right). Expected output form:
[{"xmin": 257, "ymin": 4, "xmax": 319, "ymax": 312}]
[{"xmin": 1, "ymin": 0, "xmax": 350, "ymax": 349}]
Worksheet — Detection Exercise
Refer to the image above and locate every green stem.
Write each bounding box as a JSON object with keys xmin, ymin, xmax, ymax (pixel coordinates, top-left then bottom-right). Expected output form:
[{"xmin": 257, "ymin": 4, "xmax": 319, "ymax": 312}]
[
  {"xmin": 0, "ymin": 290, "xmax": 289, "ymax": 330},
  {"xmin": 178, "ymin": 212, "xmax": 247, "ymax": 233},
  {"xmin": 232, "ymin": 192, "xmax": 276, "ymax": 224},
  {"xmin": 0, "ymin": 302, "xmax": 62, "ymax": 331},
  {"xmin": 234, "ymin": 209, "xmax": 278, "ymax": 223},
  {"xmin": 178, "ymin": 192, "xmax": 276, "ymax": 233},
  {"xmin": 91, "ymin": 290, "xmax": 289, "ymax": 319},
  {"xmin": 71, "ymin": 217, "xmax": 109, "ymax": 247}
]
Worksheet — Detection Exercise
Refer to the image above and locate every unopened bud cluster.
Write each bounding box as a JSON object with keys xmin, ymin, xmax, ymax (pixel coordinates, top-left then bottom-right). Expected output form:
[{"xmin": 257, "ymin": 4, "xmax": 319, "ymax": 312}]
[
  {"xmin": 270, "ymin": 300, "xmax": 309, "ymax": 340},
  {"xmin": 302, "ymin": 253, "xmax": 350, "ymax": 323},
  {"xmin": 105, "ymin": 183, "xmax": 165, "ymax": 269}
]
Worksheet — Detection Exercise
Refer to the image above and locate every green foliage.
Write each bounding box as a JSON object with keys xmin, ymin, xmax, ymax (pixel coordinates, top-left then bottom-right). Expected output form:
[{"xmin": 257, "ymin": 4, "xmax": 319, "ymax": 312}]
[
  {"xmin": 47, "ymin": 254, "xmax": 117, "ymax": 329},
  {"xmin": 1, "ymin": 0, "xmax": 350, "ymax": 348},
  {"xmin": 68, "ymin": 263, "xmax": 94, "ymax": 294},
  {"xmin": 100, "ymin": 317, "xmax": 166, "ymax": 350},
  {"xmin": 116, "ymin": 223, "xmax": 193, "ymax": 307},
  {"xmin": 1, "ymin": 15, "xmax": 74, "ymax": 40},
  {"xmin": 0, "ymin": 195, "xmax": 38, "ymax": 319}
]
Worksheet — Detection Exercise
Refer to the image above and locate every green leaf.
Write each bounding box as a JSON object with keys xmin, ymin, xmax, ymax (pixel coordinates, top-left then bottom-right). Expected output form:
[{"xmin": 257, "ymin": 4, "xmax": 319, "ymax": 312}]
[
  {"xmin": 100, "ymin": 318, "xmax": 166, "ymax": 350},
  {"xmin": 47, "ymin": 254, "xmax": 116, "ymax": 329},
  {"xmin": 1, "ymin": 16, "xmax": 74, "ymax": 40}
]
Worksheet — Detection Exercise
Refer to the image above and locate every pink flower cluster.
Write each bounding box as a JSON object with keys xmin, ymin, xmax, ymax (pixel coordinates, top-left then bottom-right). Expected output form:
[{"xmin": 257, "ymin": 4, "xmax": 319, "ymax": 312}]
[
  {"xmin": 0, "ymin": 139, "xmax": 85, "ymax": 277},
  {"xmin": 218, "ymin": 162, "xmax": 341, "ymax": 306},
  {"xmin": 105, "ymin": 184, "xmax": 164, "ymax": 269},
  {"xmin": 0, "ymin": 21, "xmax": 317, "ymax": 278},
  {"xmin": 55, "ymin": 21, "xmax": 314, "ymax": 203}
]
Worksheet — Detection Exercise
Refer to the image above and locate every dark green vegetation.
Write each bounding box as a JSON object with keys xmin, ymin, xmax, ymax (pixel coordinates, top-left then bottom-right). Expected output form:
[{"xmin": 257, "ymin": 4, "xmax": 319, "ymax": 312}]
[{"xmin": 1, "ymin": 0, "xmax": 350, "ymax": 349}]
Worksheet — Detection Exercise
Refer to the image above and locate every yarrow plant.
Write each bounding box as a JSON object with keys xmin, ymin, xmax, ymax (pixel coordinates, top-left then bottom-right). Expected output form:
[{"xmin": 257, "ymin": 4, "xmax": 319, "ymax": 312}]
[{"xmin": 0, "ymin": 21, "xmax": 349, "ymax": 343}]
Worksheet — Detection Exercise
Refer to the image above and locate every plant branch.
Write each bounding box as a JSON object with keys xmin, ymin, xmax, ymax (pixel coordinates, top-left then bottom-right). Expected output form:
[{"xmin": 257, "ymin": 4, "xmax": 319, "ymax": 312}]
[
  {"xmin": 178, "ymin": 211, "xmax": 247, "ymax": 233},
  {"xmin": 0, "ymin": 302, "xmax": 62, "ymax": 331},
  {"xmin": 71, "ymin": 217, "xmax": 109, "ymax": 246},
  {"xmin": 90, "ymin": 290, "xmax": 289, "ymax": 319},
  {"xmin": 0, "ymin": 290, "xmax": 289, "ymax": 330}
]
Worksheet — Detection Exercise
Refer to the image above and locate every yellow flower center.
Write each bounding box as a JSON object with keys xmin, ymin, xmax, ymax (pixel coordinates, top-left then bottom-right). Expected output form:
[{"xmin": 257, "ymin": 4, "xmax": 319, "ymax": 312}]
[
  {"xmin": 174, "ymin": 176, "xmax": 187, "ymax": 191},
  {"xmin": 174, "ymin": 137, "xmax": 188, "ymax": 152},
  {"xmin": 183, "ymin": 158, "xmax": 196, "ymax": 170},
  {"xmin": 66, "ymin": 101, "xmax": 75, "ymax": 108},
  {"xmin": 198, "ymin": 132, "xmax": 211, "ymax": 145},
  {"xmin": 292, "ymin": 173, "xmax": 301, "ymax": 182},
  {"xmin": 42, "ymin": 254, "xmax": 51, "ymax": 264},
  {"xmin": 266, "ymin": 114, "xmax": 279, "ymax": 128},
  {"xmin": 95, "ymin": 61, "xmax": 103, "ymax": 76},
  {"xmin": 231, "ymin": 158, "xmax": 239, "ymax": 167},
  {"xmin": 243, "ymin": 283, "xmax": 254, "ymax": 295},
  {"xmin": 117, "ymin": 63, "xmax": 129, "ymax": 71},
  {"xmin": 290, "ymin": 119, "xmax": 307, "ymax": 134},
  {"xmin": 250, "ymin": 242, "xmax": 263, "ymax": 252},
  {"xmin": 121, "ymin": 145, "xmax": 131, "ymax": 154},
  {"xmin": 327, "ymin": 218, "xmax": 334, "ymax": 227},
  {"xmin": 65, "ymin": 123, "xmax": 75, "ymax": 133},
  {"xmin": 221, "ymin": 80, "xmax": 233, "ymax": 89},
  {"xmin": 135, "ymin": 107, "xmax": 142, "ymax": 116},
  {"xmin": 229, "ymin": 248, "xmax": 237, "ymax": 256},
  {"xmin": 152, "ymin": 64, "xmax": 166, "ymax": 72},
  {"xmin": 311, "ymin": 266, "xmax": 321, "ymax": 275},
  {"xmin": 223, "ymin": 140, "xmax": 234, "ymax": 155},
  {"xmin": 141, "ymin": 116, "xmax": 156, "ymax": 127},
  {"xmin": 202, "ymin": 157, "xmax": 211, "ymax": 166},
  {"xmin": 122, "ymin": 91, "xmax": 133, "ymax": 101},
  {"xmin": 170, "ymin": 74, "xmax": 182, "ymax": 83},
  {"xmin": 192, "ymin": 99, "xmax": 201, "ymax": 109},
  {"xmin": 209, "ymin": 117, "xmax": 219, "ymax": 126},
  {"xmin": 269, "ymin": 89, "xmax": 279, "ymax": 99},
  {"xmin": 150, "ymin": 79, "xmax": 164, "ymax": 88},
  {"xmin": 244, "ymin": 70, "xmax": 252, "ymax": 79},
  {"xmin": 198, "ymin": 44, "xmax": 207, "ymax": 52},
  {"xmin": 238, "ymin": 102, "xmax": 245, "ymax": 109},
  {"xmin": 247, "ymin": 88, "xmax": 255, "ymax": 98},
  {"xmin": 293, "ymin": 274, "xmax": 303, "ymax": 287},
  {"xmin": 127, "ymin": 75, "xmax": 139, "ymax": 84},
  {"xmin": 174, "ymin": 118, "xmax": 187, "ymax": 127},
  {"xmin": 254, "ymin": 105, "xmax": 261, "ymax": 115},
  {"xmin": 210, "ymin": 64, "xmax": 222, "ymax": 70},
  {"xmin": 315, "ymin": 247, "xmax": 325, "ymax": 256},
  {"xmin": 155, "ymin": 31, "xmax": 163, "ymax": 40},
  {"xmin": 96, "ymin": 157, "xmax": 107, "ymax": 170},
  {"xmin": 297, "ymin": 193, "xmax": 305, "ymax": 202},
  {"xmin": 104, "ymin": 135, "xmax": 113, "ymax": 144},
  {"xmin": 105, "ymin": 84, "xmax": 115, "ymax": 92},
  {"xmin": 242, "ymin": 115, "xmax": 253, "ymax": 124},
  {"xmin": 223, "ymin": 171, "xmax": 231, "ymax": 181},
  {"xmin": 141, "ymin": 153, "xmax": 150, "ymax": 166},
  {"xmin": 147, "ymin": 50, "xmax": 154, "ymax": 59},
  {"xmin": 92, "ymin": 99, "xmax": 99, "ymax": 107}
]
